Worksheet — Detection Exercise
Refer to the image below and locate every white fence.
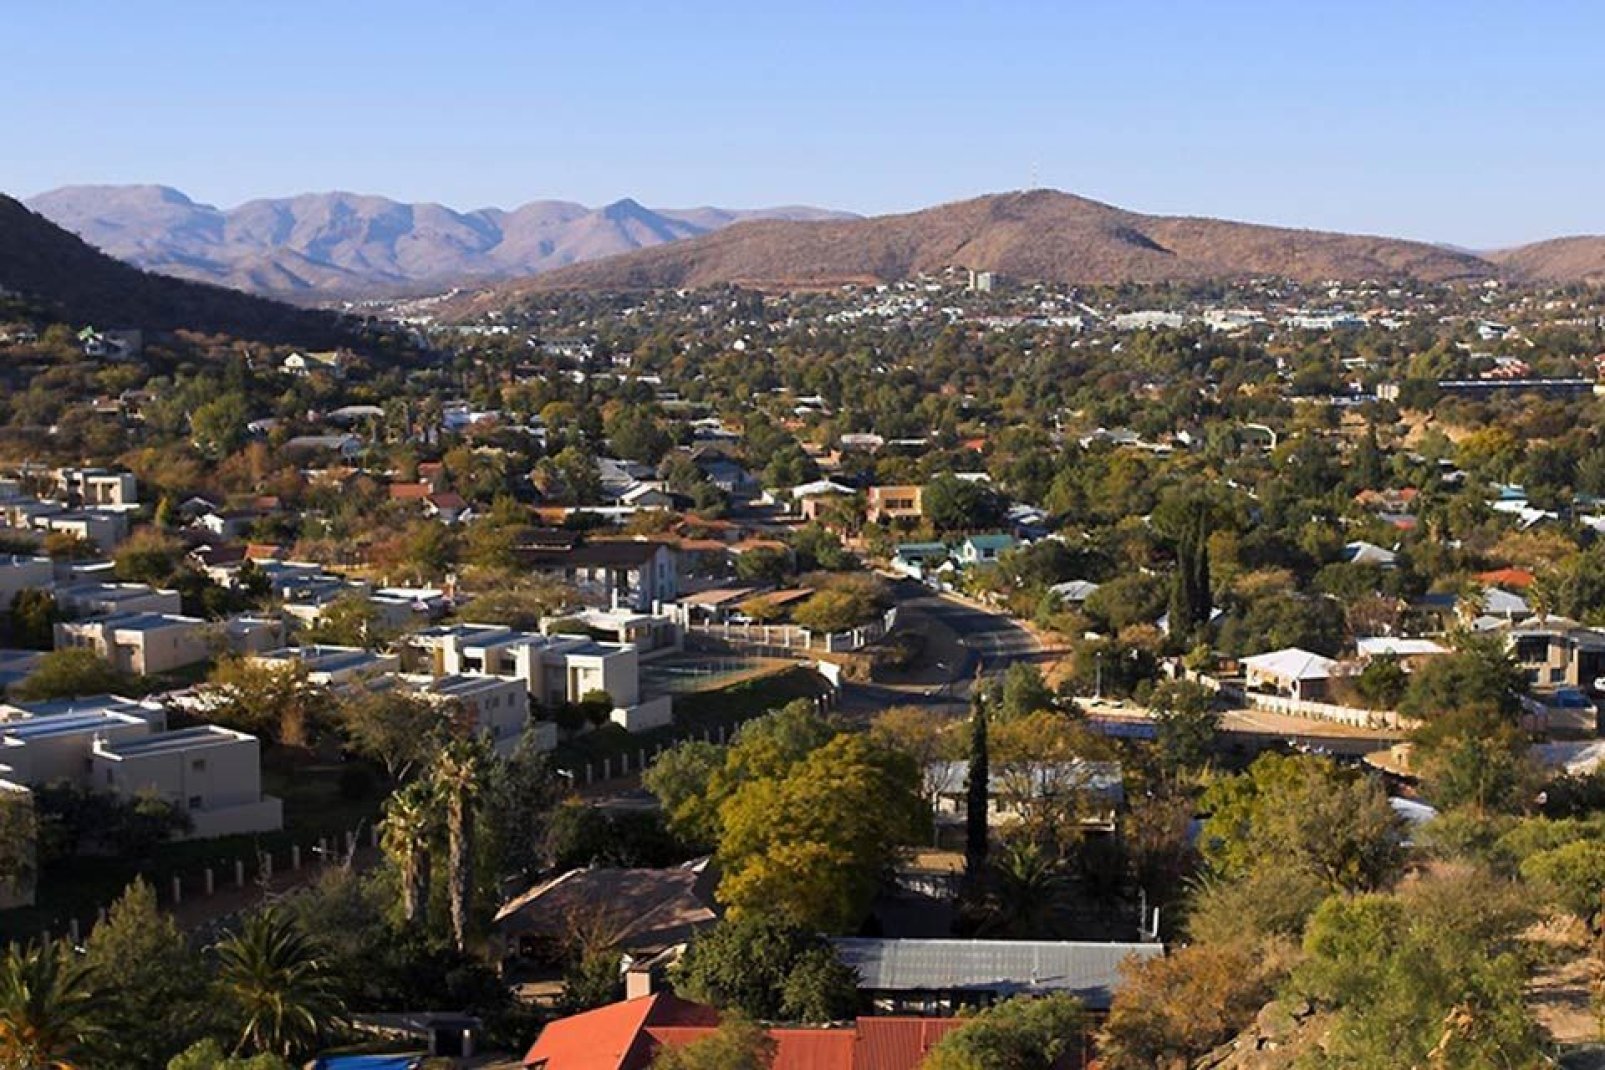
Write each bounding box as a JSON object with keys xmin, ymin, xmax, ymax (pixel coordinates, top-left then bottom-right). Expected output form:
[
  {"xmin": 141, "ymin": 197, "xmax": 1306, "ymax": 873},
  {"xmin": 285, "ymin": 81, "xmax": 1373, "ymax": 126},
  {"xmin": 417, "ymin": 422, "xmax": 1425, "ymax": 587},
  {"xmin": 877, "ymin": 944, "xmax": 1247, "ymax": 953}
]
[
  {"xmin": 687, "ymin": 607, "xmax": 898, "ymax": 653},
  {"xmin": 1239, "ymin": 689, "xmax": 1419, "ymax": 732}
]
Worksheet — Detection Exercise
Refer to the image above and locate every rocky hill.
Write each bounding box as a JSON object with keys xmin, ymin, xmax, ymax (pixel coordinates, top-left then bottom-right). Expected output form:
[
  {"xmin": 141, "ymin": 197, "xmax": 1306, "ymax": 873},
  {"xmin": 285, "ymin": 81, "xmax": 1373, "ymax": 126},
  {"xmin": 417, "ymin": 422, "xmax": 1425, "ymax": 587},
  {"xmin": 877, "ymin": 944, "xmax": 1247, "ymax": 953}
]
[
  {"xmin": 464, "ymin": 189, "xmax": 1501, "ymax": 305},
  {"xmin": 0, "ymin": 194, "xmax": 344, "ymax": 344},
  {"xmin": 25, "ymin": 185, "xmax": 855, "ymax": 298}
]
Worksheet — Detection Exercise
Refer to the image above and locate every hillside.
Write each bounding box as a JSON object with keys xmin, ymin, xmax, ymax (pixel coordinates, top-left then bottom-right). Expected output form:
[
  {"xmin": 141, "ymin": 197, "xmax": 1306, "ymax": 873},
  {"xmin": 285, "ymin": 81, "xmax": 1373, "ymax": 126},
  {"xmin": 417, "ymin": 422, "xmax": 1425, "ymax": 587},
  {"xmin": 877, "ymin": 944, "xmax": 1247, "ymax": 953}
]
[
  {"xmin": 1487, "ymin": 236, "xmax": 1605, "ymax": 285},
  {"xmin": 462, "ymin": 189, "xmax": 1500, "ymax": 306},
  {"xmin": 0, "ymin": 195, "xmax": 345, "ymax": 344},
  {"xmin": 26, "ymin": 185, "xmax": 855, "ymax": 298}
]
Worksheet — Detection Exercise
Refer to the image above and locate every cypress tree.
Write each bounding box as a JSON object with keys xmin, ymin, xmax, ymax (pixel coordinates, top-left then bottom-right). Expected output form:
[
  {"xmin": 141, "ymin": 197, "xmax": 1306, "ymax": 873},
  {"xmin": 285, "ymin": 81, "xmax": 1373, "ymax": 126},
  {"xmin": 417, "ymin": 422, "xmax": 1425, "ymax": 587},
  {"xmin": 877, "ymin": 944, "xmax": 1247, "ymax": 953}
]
[{"xmin": 964, "ymin": 692, "xmax": 990, "ymax": 877}]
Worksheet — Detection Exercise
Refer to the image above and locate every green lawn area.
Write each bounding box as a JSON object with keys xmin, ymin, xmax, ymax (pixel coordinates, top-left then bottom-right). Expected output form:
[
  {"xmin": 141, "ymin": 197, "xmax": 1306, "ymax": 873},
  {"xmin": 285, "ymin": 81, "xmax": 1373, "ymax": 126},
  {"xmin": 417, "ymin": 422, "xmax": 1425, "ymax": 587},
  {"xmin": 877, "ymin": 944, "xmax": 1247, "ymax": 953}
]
[
  {"xmin": 550, "ymin": 665, "xmax": 830, "ymax": 771},
  {"xmin": 0, "ymin": 748, "xmax": 386, "ymax": 943}
]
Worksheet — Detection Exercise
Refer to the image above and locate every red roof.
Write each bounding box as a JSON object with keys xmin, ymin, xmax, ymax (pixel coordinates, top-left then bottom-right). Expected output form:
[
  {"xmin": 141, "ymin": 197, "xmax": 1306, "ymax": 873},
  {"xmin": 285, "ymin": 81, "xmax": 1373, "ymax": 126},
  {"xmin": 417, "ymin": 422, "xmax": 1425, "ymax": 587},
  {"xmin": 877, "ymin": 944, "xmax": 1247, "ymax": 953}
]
[
  {"xmin": 428, "ymin": 491, "xmax": 469, "ymax": 511},
  {"xmin": 389, "ymin": 482, "xmax": 431, "ymax": 501},
  {"xmin": 523, "ymin": 993, "xmax": 718, "ymax": 1070},
  {"xmin": 524, "ymin": 997, "xmax": 967, "ymax": 1070},
  {"xmin": 1476, "ymin": 567, "xmax": 1537, "ymax": 589}
]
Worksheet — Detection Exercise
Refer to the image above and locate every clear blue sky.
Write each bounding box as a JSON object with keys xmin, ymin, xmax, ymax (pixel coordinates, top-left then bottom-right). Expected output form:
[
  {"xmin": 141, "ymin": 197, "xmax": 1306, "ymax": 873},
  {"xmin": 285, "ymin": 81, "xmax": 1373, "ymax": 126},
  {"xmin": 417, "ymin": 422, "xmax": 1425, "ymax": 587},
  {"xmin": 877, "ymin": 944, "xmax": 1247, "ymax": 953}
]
[{"xmin": 5, "ymin": 0, "xmax": 1601, "ymax": 247}]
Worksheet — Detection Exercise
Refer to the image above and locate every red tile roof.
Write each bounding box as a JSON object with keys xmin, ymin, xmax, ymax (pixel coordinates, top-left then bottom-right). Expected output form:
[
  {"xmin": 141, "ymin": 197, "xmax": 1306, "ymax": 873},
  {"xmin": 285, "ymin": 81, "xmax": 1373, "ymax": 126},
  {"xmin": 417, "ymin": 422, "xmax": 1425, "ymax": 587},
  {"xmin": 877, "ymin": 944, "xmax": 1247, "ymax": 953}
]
[
  {"xmin": 523, "ymin": 993, "xmax": 718, "ymax": 1070},
  {"xmin": 389, "ymin": 482, "xmax": 431, "ymax": 501},
  {"xmin": 854, "ymin": 1018, "xmax": 963, "ymax": 1070},
  {"xmin": 1476, "ymin": 567, "xmax": 1537, "ymax": 590}
]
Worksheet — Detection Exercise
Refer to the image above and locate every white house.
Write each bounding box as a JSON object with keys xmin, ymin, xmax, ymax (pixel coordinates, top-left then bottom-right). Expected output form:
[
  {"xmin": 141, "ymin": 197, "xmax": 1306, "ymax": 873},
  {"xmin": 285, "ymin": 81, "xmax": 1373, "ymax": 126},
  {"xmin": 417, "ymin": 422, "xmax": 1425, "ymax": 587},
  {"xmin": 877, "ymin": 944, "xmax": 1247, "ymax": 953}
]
[
  {"xmin": 54, "ymin": 612, "xmax": 212, "ymax": 676},
  {"xmin": 1242, "ymin": 647, "xmax": 1338, "ymax": 702},
  {"xmin": 249, "ymin": 645, "xmax": 401, "ymax": 688},
  {"xmin": 91, "ymin": 725, "xmax": 283, "ymax": 838},
  {"xmin": 54, "ymin": 581, "xmax": 183, "ymax": 619}
]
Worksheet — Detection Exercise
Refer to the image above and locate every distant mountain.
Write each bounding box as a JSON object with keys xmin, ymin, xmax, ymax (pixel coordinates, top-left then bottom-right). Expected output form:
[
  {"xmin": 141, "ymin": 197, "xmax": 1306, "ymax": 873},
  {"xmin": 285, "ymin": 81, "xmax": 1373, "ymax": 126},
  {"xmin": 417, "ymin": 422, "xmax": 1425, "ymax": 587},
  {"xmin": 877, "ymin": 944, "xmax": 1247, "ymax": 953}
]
[
  {"xmin": 1486, "ymin": 236, "xmax": 1605, "ymax": 285},
  {"xmin": 467, "ymin": 190, "xmax": 1500, "ymax": 305},
  {"xmin": 0, "ymin": 194, "xmax": 343, "ymax": 343},
  {"xmin": 25, "ymin": 185, "xmax": 857, "ymax": 299}
]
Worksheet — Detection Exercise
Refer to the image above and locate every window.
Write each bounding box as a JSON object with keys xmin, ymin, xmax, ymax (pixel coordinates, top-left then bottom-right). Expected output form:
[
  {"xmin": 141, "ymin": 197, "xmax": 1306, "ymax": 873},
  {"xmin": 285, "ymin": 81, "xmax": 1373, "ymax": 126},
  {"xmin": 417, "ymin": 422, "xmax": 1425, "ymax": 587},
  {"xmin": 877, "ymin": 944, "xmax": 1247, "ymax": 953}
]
[{"xmin": 192, "ymin": 758, "xmax": 206, "ymax": 772}]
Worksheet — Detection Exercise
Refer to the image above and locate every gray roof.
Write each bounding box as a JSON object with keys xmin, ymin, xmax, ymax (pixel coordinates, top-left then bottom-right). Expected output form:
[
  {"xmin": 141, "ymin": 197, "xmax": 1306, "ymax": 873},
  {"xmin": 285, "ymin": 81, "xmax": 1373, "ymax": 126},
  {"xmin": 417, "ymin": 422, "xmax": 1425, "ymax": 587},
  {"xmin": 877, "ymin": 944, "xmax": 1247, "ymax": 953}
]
[{"xmin": 831, "ymin": 938, "xmax": 1162, "ymax": 1009}]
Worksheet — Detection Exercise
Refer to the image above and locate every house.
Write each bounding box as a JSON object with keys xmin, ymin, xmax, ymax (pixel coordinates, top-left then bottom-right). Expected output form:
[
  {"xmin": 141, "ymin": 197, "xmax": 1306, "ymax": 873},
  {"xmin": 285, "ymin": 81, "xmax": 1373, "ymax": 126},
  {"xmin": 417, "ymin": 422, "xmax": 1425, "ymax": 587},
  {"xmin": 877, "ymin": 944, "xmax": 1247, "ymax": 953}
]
[
  {"xmin": 1242, "ymin": 647, "xmax": 1339, "ymax": 702},
  {"xmin": 282, "ymin": 350, "xmax": 348, "ymax": 378},
  {"xmin": 494, "ymin": 859, "xmax": 719, "ymax": 967},
  {"xmin": 0, "ymin": 555, "xmax": 52, "ymax": 608},
  {"xmin": 521, "ymin": 992, "xmax": 966, "ymax": 1070},
  {"xmin": 402, "ymin": 673, "xmax": 537, "ymax": 757},
  {"xmin": 54, "ymin": 612, "xmax": 211, "ymax": 675},
  {"xmin": 424, "ymin": 492, "xmax": 471, "ymax": 524},
  {"xmin": 249, "ymin": 645, "xmax": 401, "ymax": 689},
  {"xmin": 54, "ymin": 467, "xmax": 137, "ymax": 507},
  {"xmin": 831, "ymin": 937, "xmax": 1164, "ymax": 1015},
  {"xmin": 789, "ymin": 480, "xmax": 856, "ymax": 522},
  {"xmin": 925, "ymin": 759, "xmax": 1124, "ymax": 833},
  {"xmin": 54, "ymin": 581, "xmax": 183, "ymax": 619},
  {"xmin": 956, "ymin": 533, "xmax": 1015, "ymax": 567},
  {"xmin": 890, "ymin": 542, "xmax": 950, "ymax": 581},
  {"xmin": 867, "ymin": 485, "xmax": 924, "ymax": 524},
  {"xmin": 1505, "ymin": 619, "xmax": 1605, "ymax": 691},
  {"xmin": 1354, "ymin": 637, "xmax": 1448, "ymax": 670},
  {"xmin": 1342, "ymin": 541, "xmax": 1398, "ymax": 568},
  {"xmin": 91, "ymin": 725, "xmax": 283, "ymax": 838},
  {"xmin": 222, "ymin": 614, "xmax": 285, "ymax": 655},
  {"xmin": 1048, "ymin": 580, "xmax": 1100, "ymax": 606},
  {"xmin": 521, "ymin": 540, "xmax": 678, "ymax": 613},
  {"xmin": 696, "ymin": 458, "xmax": 759, "ymax": 500},
  {"xmin": 190, "ymin": 509, "xmax": 262, "ymax": 541},
  {"xmin": 282, "ymin": 434, "xmax": 363, "ymax": 462},
  {"xmin": 616, "ymin": 483, "xmax": 674, "ymax": 511},
  {"xmin": 0, "ymin": 706, "xmax": 163, "ymax": 786},
  {"xmin": 543, "ymin": 607, "xmax": 681, "ymax": 655}
]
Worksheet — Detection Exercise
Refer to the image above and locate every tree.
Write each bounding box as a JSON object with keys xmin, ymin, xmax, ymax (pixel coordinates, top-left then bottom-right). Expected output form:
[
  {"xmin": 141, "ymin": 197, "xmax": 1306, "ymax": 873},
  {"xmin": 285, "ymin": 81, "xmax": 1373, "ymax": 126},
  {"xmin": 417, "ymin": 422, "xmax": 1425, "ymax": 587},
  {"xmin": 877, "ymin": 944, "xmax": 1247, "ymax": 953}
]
[
  {"xmin": 964, "ymin": 696, "xmax": 990, "ymax": 881},
  {"xmin": 0, "ymin": 939, "xmax": 102, "ymax": 1070},
  {"xmin": 191, "ymin": 392, "xmax": 251, "ymax": 459},
  {"xmin": 433, "ymin": 737, "xmax": 491, "ymax": 952},
  {"xmin": 204, "ymin": 657, "xmax": 329, "ymax": 747},
  {"xmin": 717, "ymin": 734, "xmax": 923, "ymax": 932},
  {"xmin": 1200, "ymin": 753, "xmax": 1405, "ymax": 893},
  {"xmin": 340, "ymin": 689, "xmax": 445, "ymax": 782},
  {"xmin": 734, "ymin": 546, "xmax": 789, "ymax": 586},
  {"xmin": 213, "ymin": 909, "xmax": 343, "ymax": 1060},
  {"xmin": 1148, "ymin": 679, "xmax": 1219, "ymax": 773},
  {"xmin": 82, "ymin": 879, "xmax": 209, "ymax": 1067},
  {"xmin": 167, "ymin": 1038, "xmax": 294, "ymax": 1070},
  {"xmin": 480, "ymin": 734, "xmax": 564, "ymax": 884},
  {"xmin": 7, "ymin": 589, "xmax": 57, "ymax": 650},
  {"xmin": 995, "ymin": 662, "xmax": 1054, "ymax": 721},
  {"xmin": 303, "ymin": 593, "xmax": 386, "ymax": 649},
  {"xmin": 1521, "ymin": 840, "xmax": 1605, "ymax": 931},
  {"xmin": 1164, "ymin": 492, "xmax": 1213, "ymax": 644},
  {"xmin": 672, "ymin": 915, "xmax": 857, "ymax": 1022},
  {"xmin": 1355, "ymin": 653, "xmax": 1408, "ymax": 709},
  {"xmin": 980, "ymin": 841, "xmax": 1069, "ymax": 937},
  {"xmin": 923, "ymin": 993, "xmax": 1085, "ymax": 1070},
  {"xmin": 11, "ymin": 649, "xmax": 129, "ymax": 702},
  {"xmin": 650, "ymin": 1016, "xmax": 775, "ymax": 1070},
  {"xmin": 643, "ymin": 740, "xmax": 726, "ymax": 848},
  {"xmin": 791, "ymin": 588, "xmax": 877, "ymax": 633},
  {"xmin": 381, "ymin": 779, "xmax": 437, "ymax": 928},
  {"xmin": 923, "ymin": 474, "xmax": 1005, "ymax": 533}
]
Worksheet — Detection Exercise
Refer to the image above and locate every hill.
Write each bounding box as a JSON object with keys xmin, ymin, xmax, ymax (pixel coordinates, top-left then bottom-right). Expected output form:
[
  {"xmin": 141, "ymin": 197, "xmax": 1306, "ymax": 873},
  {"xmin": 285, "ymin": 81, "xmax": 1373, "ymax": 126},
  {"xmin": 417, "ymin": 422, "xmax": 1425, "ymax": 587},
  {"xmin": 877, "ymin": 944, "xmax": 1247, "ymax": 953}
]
[
  {"xmin": 463, "ymin": 189, "xmax": 1499, "ymax": 305},
  {"xmin": 0, "ymin": 194, "xmax": 345, "ymax": 344},
  {"xmin": 25, "ymin": 185, "xmax": 856, "ymax": 299},
  {"xmin": 1487, "ymin": 236, "xmax": 1605, "ymax": 285}
]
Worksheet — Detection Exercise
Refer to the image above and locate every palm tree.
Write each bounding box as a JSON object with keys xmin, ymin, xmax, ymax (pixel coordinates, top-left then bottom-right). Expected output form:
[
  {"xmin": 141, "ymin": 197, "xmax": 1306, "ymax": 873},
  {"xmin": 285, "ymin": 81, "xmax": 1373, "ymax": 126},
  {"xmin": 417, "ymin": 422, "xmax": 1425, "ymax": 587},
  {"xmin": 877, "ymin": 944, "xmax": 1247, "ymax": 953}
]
[
  {"xmin": 983, "ymin": 841, "xmax": 1070, "ymax": 938},
  {"xmin": 0, "ymin": 939, "xmax": 102, "ymax": 1070},
  {"xmin": 381, "ymin": 778, "xmax": 436, "ymax": 928},
  {"xmin": 433, "ymin": 736, "xmax": 490, "ymax": 952},
  {"xmin": 213, "ymin": 909, "xmax": 343, "ymax": 1060}
]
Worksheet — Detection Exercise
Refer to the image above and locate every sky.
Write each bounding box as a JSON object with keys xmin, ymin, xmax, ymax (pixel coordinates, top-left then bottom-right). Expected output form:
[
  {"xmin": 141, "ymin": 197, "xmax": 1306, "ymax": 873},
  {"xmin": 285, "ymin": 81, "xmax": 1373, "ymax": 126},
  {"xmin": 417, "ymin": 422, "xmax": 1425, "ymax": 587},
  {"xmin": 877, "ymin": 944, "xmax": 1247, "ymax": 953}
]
[{"xmin": 4, "ymin": 0, "xmax": 1602, "ymax": 248}]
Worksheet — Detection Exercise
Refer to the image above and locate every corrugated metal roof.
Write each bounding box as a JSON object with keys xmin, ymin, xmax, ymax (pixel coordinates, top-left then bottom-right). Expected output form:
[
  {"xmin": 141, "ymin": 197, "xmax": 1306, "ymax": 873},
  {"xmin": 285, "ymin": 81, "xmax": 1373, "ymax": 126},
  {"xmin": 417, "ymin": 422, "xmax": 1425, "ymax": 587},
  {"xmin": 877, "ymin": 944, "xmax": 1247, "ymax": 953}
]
[{"xmin": 831, "ymin": 938, "xmax": 1162, "ymax": 1010}]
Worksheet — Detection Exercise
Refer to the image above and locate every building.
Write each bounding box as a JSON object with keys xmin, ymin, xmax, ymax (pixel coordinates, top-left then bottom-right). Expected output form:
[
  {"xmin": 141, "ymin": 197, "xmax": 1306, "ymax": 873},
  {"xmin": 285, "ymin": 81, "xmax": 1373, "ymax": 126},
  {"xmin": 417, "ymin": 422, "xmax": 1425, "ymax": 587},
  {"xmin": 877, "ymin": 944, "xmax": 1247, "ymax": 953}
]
[
  {"xmin": 403, "ymin": 673, "xmax": 536, "ymax": 757},
  {"xmin": 54, "ymin": 581, "xmax": 183, "ymax": 618},
  {"xmin": 55, "ymin": 467, "xmax": 137, "ymax": 507},
  {"xmin": 54, "ymin": 612, "xmax": 211, "ymax": 675},
  {"xmin": 1506, "ymin": 618, "xmax": 1605, "ymax": 691},
  {"xmin": 831, "ymin": 937, "xmax": 1163, "ymax": 1015},
  {"xmin": 925, "ymin": 759, "xmax": 1124, "ymax": 833},
  {"xmin": 1241, "ymin": 647, "xmax": 1338, "ymax": 702},
  {"xmin": 867, "ymin": 485, "xmax": 924, "ymax": 524},
  {"xmin": 249, "ymin": 645, "xmax": 401, "ymax": 688},
  {"xmin": 282, "ymin": 350, "xmax": 349, "ymax": 378},
  {"xmin": 522, "ymin": 992, "xmax": 965, "ymax": 1070},
  {"xmin": 956, "ymin": 533, "xmax": 1015, "ymax": 567},
  {"xmin": 521, "ymin": 540, "xmax": 678, "ymax": 613},
  {"xmin": 0, "ymin": 555, "xmax": 52, "ymax": 608},
  {"xmin": 91, "ymin": 725, "xmax": 283, "ymax": 838}
]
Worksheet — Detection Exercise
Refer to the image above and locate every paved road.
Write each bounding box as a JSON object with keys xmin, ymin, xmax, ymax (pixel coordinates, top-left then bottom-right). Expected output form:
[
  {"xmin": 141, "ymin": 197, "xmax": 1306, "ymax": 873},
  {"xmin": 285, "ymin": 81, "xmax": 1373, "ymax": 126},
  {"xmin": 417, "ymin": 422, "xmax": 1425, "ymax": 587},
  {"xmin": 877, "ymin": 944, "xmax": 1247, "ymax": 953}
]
[{"xmin": 841, "ymin": 580, "xmax": 1044, "ymax": 716}]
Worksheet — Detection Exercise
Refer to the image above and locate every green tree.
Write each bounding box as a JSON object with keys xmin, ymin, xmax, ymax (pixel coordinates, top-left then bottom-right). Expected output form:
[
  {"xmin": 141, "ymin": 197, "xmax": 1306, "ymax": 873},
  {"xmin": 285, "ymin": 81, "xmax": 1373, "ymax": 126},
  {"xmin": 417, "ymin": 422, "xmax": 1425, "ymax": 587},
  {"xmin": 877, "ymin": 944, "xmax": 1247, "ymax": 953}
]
[
  {"xmin": 167, "ymin": 1038, "xmax": 294, "ymax": 1070},
  {"xmin": 923, "ymin": 993, "xmax": 1085, "ymax": 1070},
  {"xmin": 303, "ymin": 593, "xmax": 387, "ymax": 649},
  {"xmin": 964, "ymin": 696, "xmax": 990, "ymax": 881},
  {"xmin": 12, "ymin": 649, "xmax": 129, "ymax": 701},
  {"xmin": 7, "ymin": 589, "xmax": 57, "ymax": 650},
  {"xmin": 643, "ymin": 740, "xmax": 726, "ymax": 848},
  {"xmin": 213, "ymin": 909, "xmax": 343, "ymax": 1060},
  {"xmin": 995, "ymin": 662, "xmax": 1054, "ymax": 720},
  {"xmin": 717, "ymin": 734, "xmax": 923, "ymax": 932},
  {"xmin": 650, "ymin": 1016, "xmax": 775, "ymax": 1070},
  {"xmin": 1148, "ymin": 679, "xmax": 1219, "ymax": 773},
  {"xmin": 380, "ymin": 779, "xmax": 438, "ymax": 928},
  {"xmin": 672, "ymin": 915, "xmax": 857, "ymax": 1022},
  {"xmin": 204, "ymin": 656, "xmax": 329, "ymax": 747},
  {"xmin": 1520, "ymin": 840, "xmax": 1605, "ymax": 930},
  {"xmin": 0, "ymin": 939, "xmax": 102, "ymax": 1070},
  {"xmin": 923, "ymin": 474, "xmax": 1005, "ymax": 533},
  {"xmin": 433, "ymin": 737, "xmax": 491, "ymax": 952},
  {"xmin": 340, "ymin": 689, "xmax": 445, "ymax": 782},
  {"xmin": 82, "ymin": 879, "xmax": 208, "ymax": 1067},
  {"xmin": 1163, "ymin": 492, "xmax": 1213, "ymax": 645}
]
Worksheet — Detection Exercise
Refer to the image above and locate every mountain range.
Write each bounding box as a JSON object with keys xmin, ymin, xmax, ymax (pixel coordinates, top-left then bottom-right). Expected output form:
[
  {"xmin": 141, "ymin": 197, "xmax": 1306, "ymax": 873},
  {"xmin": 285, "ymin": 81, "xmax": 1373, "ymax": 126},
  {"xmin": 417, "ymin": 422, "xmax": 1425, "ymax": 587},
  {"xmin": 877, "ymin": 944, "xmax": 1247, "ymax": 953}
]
[
  {"xmin": 0, "ymin": 195, "xmax": 343, "ymax": 344},
  {"xmin": 24, "ymin": 186, "xmax": 856, "ymax": 299},
  {"xmin": 481, "ymin": 189, "xmax": 1575, "ymax": 303}
]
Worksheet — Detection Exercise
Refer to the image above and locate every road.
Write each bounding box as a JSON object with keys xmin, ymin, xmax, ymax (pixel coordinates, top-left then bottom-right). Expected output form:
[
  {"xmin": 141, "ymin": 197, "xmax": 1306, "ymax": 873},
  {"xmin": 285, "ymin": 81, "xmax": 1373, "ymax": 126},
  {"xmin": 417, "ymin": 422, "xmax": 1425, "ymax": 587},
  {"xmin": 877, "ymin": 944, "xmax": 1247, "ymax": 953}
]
[{"xmin": 840, "ymin": 579, "xmax": 1045, "ymax": 716}]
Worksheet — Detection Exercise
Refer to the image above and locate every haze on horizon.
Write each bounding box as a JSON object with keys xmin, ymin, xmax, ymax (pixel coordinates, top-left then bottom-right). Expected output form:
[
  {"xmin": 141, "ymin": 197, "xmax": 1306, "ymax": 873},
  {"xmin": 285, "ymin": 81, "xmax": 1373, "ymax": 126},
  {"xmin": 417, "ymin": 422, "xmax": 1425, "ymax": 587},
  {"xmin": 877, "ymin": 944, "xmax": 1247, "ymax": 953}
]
[{"xmin": 5, "ymin": 0, "xmax": 1602, "ymax": 250}]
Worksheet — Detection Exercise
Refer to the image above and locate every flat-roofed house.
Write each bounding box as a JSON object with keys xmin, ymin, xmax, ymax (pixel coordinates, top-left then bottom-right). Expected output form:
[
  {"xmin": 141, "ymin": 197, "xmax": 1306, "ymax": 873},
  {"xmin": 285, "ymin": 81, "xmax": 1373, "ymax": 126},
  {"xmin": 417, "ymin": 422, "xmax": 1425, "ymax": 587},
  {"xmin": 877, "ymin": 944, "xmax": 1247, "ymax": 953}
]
[
  {"xmin": 867, "ymin": 485, "xmax": 924, "ymax": 524},
  {"xmin": 404, "ymin": 673, "xmax": 540, "ymax": 756},
  {"xmin": 54, "ymin": 581, "xmax": 183, "ymax": 618},
  {"xmin": 91, "ymin": 725, "xmax": 282, "ymax": 837},
  {"xmin": 54, "ymin": 612, "xmax": 211, "ymax": 675},
  {"xmin": 249, "ymin": 645, "xmax": 400, "ymax": 688}
]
